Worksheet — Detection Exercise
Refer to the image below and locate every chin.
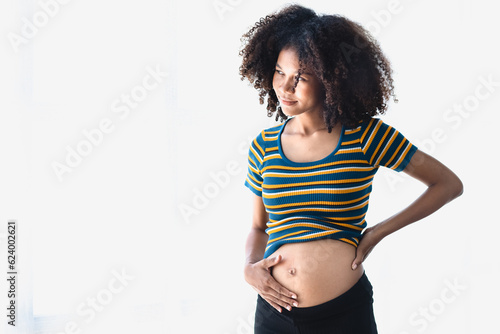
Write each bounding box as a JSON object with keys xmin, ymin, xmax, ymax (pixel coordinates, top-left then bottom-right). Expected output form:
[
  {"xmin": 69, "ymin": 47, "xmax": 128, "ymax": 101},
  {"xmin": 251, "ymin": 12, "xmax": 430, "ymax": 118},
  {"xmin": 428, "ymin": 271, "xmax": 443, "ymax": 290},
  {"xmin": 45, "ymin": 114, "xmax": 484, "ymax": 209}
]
[{"xmin": 282, "ymin": 109, "xmax": 304, "ymax": 117}]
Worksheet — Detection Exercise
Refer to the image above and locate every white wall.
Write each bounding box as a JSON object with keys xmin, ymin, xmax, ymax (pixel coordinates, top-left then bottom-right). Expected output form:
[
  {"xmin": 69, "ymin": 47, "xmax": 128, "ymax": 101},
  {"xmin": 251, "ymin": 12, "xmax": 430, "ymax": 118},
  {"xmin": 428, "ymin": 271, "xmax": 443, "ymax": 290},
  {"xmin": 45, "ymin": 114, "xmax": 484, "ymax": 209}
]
[{"xmin": 0, "ymin": 0, "xmax": 497, "ymax": 333}]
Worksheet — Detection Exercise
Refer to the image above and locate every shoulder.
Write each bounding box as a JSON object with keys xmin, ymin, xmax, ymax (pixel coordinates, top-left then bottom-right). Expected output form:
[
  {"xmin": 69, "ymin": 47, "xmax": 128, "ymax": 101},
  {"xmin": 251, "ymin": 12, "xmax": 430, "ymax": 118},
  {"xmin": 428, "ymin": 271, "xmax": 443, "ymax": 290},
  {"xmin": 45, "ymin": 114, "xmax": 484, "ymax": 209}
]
[
  {"xmin": 343, "ymin": 117, "xmax": 394, "ymax": 156},
  {"xmin": 342, "ymin": 117, "xmax": 383, "ymax": 141},
  {"xmin": 251, "ymin": 121, "xmax": 285, "ymax": 146},
  {"xmin": 353, "ymin": 116, "xmax": 418, "ymax": 170},
  {"xmin": 248, "ymin": 121, "xmax": 284, "ymax": 165},
  {"xmin": 355, "ymin": 117, "xmax": 397, "ymax": 143},
  {"xmin": 343, "ymin": 117, "xmax": 385, "ymax": 130}
]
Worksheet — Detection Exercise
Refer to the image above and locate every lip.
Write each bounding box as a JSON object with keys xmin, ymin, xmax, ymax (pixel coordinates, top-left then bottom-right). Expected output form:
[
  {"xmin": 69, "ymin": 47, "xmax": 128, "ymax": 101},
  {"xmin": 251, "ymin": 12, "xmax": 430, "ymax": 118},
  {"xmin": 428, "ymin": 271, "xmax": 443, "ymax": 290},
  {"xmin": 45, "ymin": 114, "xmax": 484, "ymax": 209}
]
[{"xmin": 279, "ymin": 96, "xmax": 297, "ymax": 106}]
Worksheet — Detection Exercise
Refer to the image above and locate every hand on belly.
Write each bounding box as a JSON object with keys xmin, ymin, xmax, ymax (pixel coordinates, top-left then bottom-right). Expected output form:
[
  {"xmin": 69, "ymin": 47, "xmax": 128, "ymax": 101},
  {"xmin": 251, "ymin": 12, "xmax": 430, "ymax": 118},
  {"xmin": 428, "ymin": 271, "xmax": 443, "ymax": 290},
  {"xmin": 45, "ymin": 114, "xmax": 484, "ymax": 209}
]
[{"xmin": 269, "ymin": 239, "xmax": 364, "ymax": 307}]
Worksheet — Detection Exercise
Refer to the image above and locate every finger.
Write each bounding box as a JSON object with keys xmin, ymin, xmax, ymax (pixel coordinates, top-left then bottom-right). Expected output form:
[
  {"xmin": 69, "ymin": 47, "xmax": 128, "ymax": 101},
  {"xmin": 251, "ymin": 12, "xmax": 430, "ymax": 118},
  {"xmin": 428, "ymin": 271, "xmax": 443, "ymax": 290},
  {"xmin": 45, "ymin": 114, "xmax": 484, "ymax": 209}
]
[
  {"xmin": 265, "ymin": 277, "xmax": 298, "ymax": 306},
  {"xmin": 265, "ymin": 254, "xmax": 282, "ymax": 269},
  {"xmin": 266, "ymin": 275, "xmax": 297, "ymax": 299},
  {"xmin": 352, "ymin": 261, "xmax": 359, "ymax": 270},
  {"xmin": 265, "ymin": 294, "xmax": 295, "ymax": 312},
  {"xmin": 352, "ymin": 251, "xmax": 361, "ymax": 270},
  {"xmin": 263, "ymin": 296, "xmax": 283, "ymax": 313},
  {"xmin": 352, "ymin": 246, "xmax": 370, "ymax": 270}
]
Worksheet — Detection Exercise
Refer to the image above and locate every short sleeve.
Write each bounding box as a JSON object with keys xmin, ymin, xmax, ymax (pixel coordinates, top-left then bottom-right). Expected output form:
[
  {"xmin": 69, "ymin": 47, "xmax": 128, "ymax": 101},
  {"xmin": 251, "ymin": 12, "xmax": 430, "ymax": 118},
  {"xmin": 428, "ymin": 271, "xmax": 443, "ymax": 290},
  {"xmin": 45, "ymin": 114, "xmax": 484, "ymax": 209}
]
[
  {"xmin": 360, "ymin": 118, "xmax": 418, "ymax": 172},
  {"xmin": 244, "ymin": 130, "xmax": 266, "ymax": 197}
]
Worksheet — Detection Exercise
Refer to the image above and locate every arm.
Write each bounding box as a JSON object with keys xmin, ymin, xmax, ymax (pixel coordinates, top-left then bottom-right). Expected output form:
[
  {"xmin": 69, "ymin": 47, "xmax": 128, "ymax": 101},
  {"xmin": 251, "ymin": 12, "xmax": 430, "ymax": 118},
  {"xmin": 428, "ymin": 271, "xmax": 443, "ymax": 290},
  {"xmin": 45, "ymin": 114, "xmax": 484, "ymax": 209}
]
[
  {"xmin": 243, "ymin": 193, "xmax": 298, "ymax": 312},
  {"xmin": 244, "ymin": 193, "xmax": 269, "ymax": 265},
  {"xmin": 351, "ymin": 149, "xmax": 464, "ymax": 269}
]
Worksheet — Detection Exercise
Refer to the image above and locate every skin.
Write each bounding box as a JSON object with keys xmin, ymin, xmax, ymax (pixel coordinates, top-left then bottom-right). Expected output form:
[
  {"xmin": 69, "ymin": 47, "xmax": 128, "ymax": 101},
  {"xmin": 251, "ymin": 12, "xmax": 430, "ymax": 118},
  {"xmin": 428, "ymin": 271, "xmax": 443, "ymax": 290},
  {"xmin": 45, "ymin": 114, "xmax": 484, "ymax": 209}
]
[
  {"xmin": 243, "ymin": 47, "xmax": 464, "ymax": 313},
  {"xmin": 272, "ymin": 47, "xmax": 331, "ymax": 135}
]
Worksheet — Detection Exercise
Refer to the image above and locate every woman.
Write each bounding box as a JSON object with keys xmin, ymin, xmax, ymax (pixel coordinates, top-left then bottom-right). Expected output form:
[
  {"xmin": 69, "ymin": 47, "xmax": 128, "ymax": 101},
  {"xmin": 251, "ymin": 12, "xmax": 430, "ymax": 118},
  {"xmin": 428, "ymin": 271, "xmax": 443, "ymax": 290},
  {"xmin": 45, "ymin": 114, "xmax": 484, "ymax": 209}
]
[{"xmin": 240, "ymin": 4, "xmax": 463, "ymax": 333}]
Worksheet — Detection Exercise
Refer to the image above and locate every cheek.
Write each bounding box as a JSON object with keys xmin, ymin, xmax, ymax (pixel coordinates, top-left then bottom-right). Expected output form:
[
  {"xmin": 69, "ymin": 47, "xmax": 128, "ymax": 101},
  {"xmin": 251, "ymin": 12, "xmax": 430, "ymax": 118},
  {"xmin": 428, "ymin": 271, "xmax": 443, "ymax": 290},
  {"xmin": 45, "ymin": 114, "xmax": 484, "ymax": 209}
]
[
  {"xmin": 306, "ymin": 84, "xmax": 323, "ymax": 101},
  {"xmin": 272, "ymin": 74, "xmax": 279, "ymax": 90},
  {"xmin": 299, "ymin": 87, "xmax": 314, "ymax": 100}
]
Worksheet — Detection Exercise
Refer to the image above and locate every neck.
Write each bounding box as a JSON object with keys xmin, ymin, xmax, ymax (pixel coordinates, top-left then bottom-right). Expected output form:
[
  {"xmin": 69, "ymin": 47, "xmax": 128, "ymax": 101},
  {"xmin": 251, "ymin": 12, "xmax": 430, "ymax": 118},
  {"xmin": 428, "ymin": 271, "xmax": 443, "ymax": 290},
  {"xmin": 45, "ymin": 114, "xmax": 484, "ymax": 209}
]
[{"xmin": 288, "ymin": 112, "xmax": 332, "ymax": 136}]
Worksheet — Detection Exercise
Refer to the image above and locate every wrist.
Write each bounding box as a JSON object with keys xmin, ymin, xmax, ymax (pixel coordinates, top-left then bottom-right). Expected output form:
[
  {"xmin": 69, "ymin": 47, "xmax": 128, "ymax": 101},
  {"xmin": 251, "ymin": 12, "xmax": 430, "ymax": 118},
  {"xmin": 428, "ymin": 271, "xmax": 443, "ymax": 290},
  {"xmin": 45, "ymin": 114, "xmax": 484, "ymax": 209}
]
[
  {"xmin": 245, "ymin": 255, "xmax": 262, "ymax": 267},
  {"xmin": 371, "ymin": 221, "xmax": 389, "ymax": 242},
  {"xmin": 244, "ymin": 260, "xmax": 256, "ymax": 272},
  {"xmin": 243, "ymin": 261, "xmax": 257, "ymax": 282}
]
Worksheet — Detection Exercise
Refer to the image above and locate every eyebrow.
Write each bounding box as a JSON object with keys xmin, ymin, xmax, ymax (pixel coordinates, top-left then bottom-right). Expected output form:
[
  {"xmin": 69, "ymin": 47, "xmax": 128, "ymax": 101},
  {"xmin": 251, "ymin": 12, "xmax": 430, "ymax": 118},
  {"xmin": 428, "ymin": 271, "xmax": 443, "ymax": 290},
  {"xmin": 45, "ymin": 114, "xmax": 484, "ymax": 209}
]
[{"xmin": 275, "ymin": 63, "xmax": 313, "ymax": 75}]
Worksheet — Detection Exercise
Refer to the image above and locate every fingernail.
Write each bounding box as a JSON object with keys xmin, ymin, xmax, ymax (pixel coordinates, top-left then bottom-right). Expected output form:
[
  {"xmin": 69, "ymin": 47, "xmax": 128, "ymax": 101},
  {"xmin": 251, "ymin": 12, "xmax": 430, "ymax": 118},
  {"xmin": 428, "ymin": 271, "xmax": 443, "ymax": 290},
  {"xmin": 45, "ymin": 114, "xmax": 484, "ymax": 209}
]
[
  {"xmin": 291, "ymin": 294, "xmax": 297, "ymax": 299},
  {"xmin": 352, "ymin": 263, "xmax": 357, "ymax": 270},
  {"xmin": 286, "ymin": 305, "xmax": 291, "ymax": 311},
  {"xmin": 293, "ymin": 302, "xmax": 298, "ymax": 307}
]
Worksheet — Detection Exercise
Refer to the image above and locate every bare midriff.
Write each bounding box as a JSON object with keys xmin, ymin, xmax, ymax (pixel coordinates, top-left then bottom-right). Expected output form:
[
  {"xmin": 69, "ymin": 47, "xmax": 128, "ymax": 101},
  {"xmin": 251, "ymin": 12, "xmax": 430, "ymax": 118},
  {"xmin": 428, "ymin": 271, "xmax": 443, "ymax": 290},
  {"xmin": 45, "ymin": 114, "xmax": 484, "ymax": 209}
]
[{"xmin": 268, "ymin": 238, "xmax": 364, "ymax": 308}]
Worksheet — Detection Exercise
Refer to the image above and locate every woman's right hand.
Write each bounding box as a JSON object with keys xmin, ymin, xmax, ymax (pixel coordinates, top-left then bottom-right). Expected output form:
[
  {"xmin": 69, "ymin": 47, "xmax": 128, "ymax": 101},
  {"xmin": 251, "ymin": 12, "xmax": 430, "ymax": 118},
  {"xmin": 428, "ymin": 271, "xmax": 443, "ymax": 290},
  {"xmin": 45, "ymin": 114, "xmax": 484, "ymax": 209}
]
[{"xmin": 244, "ymin": 254, "xmax": 298, "ymax": 313}]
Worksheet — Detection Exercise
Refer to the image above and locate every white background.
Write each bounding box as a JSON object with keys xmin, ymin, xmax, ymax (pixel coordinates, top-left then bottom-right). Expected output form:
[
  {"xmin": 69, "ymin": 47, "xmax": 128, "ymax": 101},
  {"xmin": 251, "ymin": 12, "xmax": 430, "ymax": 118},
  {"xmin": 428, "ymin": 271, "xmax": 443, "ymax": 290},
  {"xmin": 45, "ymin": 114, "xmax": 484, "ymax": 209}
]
[{"xmin": 0, "ymin": 0, "xmax": 498, "ymax": 333}]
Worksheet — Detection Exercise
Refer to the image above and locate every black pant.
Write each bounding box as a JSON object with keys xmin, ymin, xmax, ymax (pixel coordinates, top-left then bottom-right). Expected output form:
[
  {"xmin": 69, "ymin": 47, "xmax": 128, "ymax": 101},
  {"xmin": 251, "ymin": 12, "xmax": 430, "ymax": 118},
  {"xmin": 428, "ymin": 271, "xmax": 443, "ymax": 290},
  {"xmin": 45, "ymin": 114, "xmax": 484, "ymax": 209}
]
[{"xmin": 254, "ymin": 271, "xmax": 378, "ymax": 334}]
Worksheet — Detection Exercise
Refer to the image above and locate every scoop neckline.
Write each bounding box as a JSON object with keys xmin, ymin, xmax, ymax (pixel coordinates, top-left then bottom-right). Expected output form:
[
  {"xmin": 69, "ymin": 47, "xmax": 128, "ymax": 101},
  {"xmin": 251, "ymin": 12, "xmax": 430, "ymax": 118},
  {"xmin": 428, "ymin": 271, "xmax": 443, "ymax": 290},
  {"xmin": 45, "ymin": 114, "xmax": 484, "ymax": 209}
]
[{"xmin": 278, "ymin": 117, "xmax": 345, "ymax": 166}]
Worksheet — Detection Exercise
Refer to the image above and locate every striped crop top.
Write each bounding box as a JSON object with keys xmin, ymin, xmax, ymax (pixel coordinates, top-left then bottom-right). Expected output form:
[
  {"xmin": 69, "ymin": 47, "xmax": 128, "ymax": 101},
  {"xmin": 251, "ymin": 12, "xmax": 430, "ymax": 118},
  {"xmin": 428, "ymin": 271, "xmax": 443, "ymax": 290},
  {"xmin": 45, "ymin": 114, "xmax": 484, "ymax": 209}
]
[{"xmin": 244, "ymin": 116, "xmax": 418, "ymax": 259}]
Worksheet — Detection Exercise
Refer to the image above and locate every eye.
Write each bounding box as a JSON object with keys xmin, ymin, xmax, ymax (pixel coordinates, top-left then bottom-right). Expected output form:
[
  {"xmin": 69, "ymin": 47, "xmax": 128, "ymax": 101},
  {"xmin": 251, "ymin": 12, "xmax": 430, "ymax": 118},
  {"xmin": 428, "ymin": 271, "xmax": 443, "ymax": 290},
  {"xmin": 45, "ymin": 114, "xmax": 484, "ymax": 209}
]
[{"xmin": 275, "ymin": 69, "xmax": 284, "ymax": 75}]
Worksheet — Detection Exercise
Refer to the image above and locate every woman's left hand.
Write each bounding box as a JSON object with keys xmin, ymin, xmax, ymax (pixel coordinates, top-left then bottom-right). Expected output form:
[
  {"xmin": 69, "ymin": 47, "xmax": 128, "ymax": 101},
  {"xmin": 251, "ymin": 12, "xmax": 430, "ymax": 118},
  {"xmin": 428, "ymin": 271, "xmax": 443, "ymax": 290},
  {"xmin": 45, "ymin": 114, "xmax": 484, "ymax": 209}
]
[{"xmin": 351, "ymin": 225, "xmax": 384, "ymax": 270}]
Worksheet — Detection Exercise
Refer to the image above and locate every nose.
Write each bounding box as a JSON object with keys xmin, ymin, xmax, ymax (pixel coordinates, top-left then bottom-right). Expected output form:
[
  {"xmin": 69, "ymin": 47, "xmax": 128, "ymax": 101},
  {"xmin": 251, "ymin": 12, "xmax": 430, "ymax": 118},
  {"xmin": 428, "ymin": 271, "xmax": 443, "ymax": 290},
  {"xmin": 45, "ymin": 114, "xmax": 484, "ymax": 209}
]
[{"xmin": 280, "ymin": 76, "xmax": 296, "ymax": 94}]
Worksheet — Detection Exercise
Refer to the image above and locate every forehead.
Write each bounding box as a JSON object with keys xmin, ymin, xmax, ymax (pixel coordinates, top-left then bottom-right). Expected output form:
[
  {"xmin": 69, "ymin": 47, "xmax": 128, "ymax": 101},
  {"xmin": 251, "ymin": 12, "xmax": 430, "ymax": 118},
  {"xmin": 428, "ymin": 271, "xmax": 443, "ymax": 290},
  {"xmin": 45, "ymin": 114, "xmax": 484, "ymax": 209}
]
[
  {"xmin": 276, "ymin": 47, "xmax": 299, "ymax": 66},
  {"xmin": 275, "ymin": 47, "xmax": 314, "ymax": 75}
]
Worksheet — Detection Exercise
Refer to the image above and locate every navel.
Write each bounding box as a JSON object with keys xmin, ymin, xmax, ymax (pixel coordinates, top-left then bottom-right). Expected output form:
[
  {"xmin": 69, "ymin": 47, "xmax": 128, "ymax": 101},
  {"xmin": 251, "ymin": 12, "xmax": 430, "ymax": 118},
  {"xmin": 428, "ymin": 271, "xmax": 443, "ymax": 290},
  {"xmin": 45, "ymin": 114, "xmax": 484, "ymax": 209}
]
[{"xmin": 288, "ymin": 267, "xmax": 296, "ymax": 276}]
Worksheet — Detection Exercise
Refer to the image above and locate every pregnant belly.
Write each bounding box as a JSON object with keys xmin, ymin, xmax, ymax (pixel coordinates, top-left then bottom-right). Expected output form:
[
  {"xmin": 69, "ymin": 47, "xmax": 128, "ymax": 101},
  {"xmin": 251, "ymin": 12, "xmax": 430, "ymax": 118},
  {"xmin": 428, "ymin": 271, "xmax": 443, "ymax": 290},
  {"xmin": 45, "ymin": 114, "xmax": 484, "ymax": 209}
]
[{"xmin": 268, "ymin": 238, "xmax": 364, "ymax": 308}]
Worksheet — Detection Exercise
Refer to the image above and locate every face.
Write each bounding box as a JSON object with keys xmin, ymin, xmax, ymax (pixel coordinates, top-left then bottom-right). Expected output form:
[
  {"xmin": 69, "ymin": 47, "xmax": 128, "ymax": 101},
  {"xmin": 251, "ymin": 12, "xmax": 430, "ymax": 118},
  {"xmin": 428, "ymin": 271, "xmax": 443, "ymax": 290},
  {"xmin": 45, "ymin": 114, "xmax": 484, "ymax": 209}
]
[{"xmin": 272, "ymin": 47, "xmax": 324, "ymax": 117}]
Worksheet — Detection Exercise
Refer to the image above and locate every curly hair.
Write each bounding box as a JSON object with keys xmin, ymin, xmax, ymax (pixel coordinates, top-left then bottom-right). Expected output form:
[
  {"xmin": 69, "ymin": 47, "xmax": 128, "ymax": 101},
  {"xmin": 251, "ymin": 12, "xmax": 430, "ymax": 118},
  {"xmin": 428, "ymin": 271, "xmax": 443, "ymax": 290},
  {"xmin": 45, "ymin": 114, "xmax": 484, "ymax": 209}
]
[{"xmin": 238, "ymin": 4, "xmax": 397, "ymax": 131}]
